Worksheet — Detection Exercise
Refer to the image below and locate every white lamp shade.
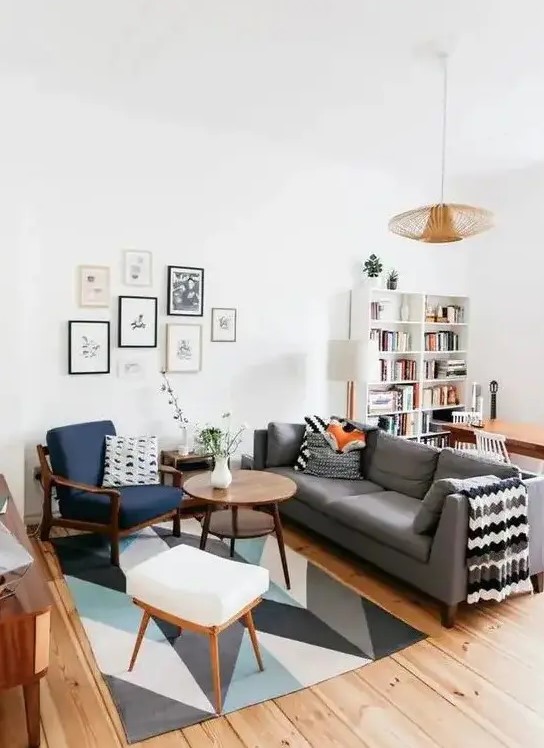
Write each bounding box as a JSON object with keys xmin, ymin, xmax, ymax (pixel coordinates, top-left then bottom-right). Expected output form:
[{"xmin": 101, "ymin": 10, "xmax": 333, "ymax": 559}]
[{"xmin": 327, "ymin": 339, "xmax": 364, "ymax": 382}]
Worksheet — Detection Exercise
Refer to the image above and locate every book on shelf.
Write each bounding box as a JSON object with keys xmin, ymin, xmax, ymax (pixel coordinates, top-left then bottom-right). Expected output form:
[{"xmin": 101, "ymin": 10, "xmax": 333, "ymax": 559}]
[
  {"xmin": 377, "ymin": 412, "xmax": 416, "ymax": 437},
  {"xmin": 422, "ymin": 384, "xmax": 460, "ymax": 409},
  {"xmin": 368, "ymin": 384, "xmax": 417, "ymax": 415},
  {"xmin": 424, "ymin": 330, "xmax": 460, "ymax": 351},
  {"xmin": 425, "ymin": 304, "xmax": 465, "ymax": 323},
  {"xmin": 420, "ymin": 432, "xmax": 450, "ymax": 448},
  {"xmin": 371, "ymin": 328, "xmax": 412, "ymax": 352},
  {"xmin": 424, "ymin": 359, "xmax": 467, "ymax": 379},
  {"xmin": 378, "ymin": 357, "xmax": 417, "ymax": 382}
]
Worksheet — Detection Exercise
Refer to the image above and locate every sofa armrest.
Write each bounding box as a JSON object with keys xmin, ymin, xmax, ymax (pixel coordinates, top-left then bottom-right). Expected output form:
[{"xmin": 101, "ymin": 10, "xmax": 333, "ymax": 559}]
[
  {"xmin": 428, "ymin": 492, "xmax": 469, "ymax": 604},
  {"xmin": 253, "ymin": 429, "xmax": 268, "ymax": 470},
  {"xmin": 526, "ymin": 476, "xmax": 544, "ymax": 575},
  {"xmin": 241, "ymin": 454, "xmax": 254, "ymax": 470}
]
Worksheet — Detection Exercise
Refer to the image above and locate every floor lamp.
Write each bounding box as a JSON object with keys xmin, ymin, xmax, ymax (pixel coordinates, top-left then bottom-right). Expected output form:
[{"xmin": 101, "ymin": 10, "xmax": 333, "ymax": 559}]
[{"xmin": 327, "ymin": 339, "xmax": 364, "ymax": 420}]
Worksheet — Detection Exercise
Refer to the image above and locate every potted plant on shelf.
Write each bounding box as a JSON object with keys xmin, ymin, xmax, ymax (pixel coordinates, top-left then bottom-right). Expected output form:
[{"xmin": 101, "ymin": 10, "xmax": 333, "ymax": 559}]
[
  {"xmin": 160, "ymin": 371, "xmax": 190, "ymax": 455},
  {"xmin": 386, "ymin": 268, "xmax": 399, "ymax": 290},
  {"xmin": 362, "ymin": 254, "xmax": 383, "ymax": 288},
  {"xmin": 194, "ymin": 413, "xmax": 247, "ymax": 488}
]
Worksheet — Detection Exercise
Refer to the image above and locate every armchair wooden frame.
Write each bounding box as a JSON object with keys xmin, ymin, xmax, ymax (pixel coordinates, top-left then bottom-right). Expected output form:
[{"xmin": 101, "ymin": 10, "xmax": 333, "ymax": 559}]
[{"xmin": 36, "ymin": 444, "xmax": 184, "ymax": 566}]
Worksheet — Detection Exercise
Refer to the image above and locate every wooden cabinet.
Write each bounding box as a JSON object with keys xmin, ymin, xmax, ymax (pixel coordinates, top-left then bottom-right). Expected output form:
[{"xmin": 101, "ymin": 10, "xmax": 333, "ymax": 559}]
[{"xmin": 0, "ymin": 475, "xmax": 51, "ymax": 748}]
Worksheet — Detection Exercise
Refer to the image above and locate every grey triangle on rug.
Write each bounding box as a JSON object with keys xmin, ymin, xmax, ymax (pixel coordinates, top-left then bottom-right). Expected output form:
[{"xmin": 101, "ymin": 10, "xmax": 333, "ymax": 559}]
[{"xmin": 51, "ymin": 518, "xmax": 426, "ymax": 743}]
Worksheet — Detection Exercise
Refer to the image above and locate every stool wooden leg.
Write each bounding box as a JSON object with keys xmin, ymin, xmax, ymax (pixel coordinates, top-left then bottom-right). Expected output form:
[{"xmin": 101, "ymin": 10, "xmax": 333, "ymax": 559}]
[
  {"xmin": 209, "ymin": 630, "xmax": 222, "ymax": 714},
  {"xmin": 244, "ymin": 610, "xmax": 264, "ymax": 671},
  {"xmin": 129, "ymin": 610, "xmax": 151, "ymax": 671}
]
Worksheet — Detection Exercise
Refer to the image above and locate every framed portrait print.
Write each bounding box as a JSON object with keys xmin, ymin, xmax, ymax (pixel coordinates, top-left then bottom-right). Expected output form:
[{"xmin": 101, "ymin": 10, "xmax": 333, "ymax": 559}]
[
  {"xmin": 68, "ymin": 320, "xmax": 110, "ymax": 374},
  {"xmin": 79, "ymin": 265, "xmax": 110, "ymax": 307},
  {"xmin": 167, "ymin": 265, "xmax": 204, "ymax": 316},
  {"xmin": 118, "ymin": 296, "xmax": 158, "ymax": 348},
  {"xmin": 166, "ymin": 324, "xmax": 202, "ymax": 372},
  {"xmin": 211, "ymin": 307, "xmax": 237, "ymax": 342},
  {"xmin": 123, "ymin": 250, "xmax": 152, "ymax": 287}
]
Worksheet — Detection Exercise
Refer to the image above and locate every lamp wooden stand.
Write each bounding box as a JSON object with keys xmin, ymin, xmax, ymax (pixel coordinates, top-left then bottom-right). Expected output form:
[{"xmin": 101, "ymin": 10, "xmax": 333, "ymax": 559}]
[{"xmin": 328, "ymin": 339, "xmax": 364, "ymax": 420}]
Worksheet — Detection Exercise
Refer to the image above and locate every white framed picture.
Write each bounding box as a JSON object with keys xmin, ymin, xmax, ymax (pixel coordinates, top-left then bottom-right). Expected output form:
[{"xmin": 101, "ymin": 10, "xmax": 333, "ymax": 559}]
[
  {"xmin": 211, "ymin": 307, "xmax": 237, "ymax": 342},
  {"xmin": 118, "ymin": 296, "xmax": 158, "ymax": 348},
  {"xmin": 166, "ymin": 324, "xmax": 202, "ymax": 372},
  {"xmin": 78, "ymin": 266, "xmax": 110, "ymax": 307},
  {"xmin": 68, "ymin": 320, "xmax": 110, "ymax": 374},
  {"xmin": 123, "ymin": 250, "xmax": 152, "ymax": 287}
]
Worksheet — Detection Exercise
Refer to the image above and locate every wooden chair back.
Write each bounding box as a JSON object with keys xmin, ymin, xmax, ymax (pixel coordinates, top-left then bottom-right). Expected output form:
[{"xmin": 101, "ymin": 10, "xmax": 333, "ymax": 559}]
[{"xmin": 475, "ymin": 430, "xmax": 511, "ymax": 464}]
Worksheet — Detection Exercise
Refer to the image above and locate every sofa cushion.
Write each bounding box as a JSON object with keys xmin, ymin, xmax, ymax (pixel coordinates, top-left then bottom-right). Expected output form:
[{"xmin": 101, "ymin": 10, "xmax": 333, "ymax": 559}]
[
  {"xmin": 58, "ymin": 484, "xmax": 182, "ymax": 529},
  {"xmin": 266, "ymin": 422, "xmax": 305, "ymax": 468},
  {"xmin": 434, "ymin": 448, "xmax": 521, "ymax": 482},
  {"xmin": 294, "ymin": 415, "xmax": 330, "ymax": 471},
  {"xmin": 324, "ymin": 491, "xmax": 432, "ymax": 562},
  {"xmin": 332, "ymin": 417, "xmax": 378, "ymax": 476},
  {"xmin": 304, "ymin": 433, "xmax": 361, "ymax": 480},
  {"xmin": 266, "ymin": 466, "xmax": 383, "ymax": 514},
  {"xmin": 366, "ymin": 431, "xmax": 440, "ymax": 499},
  {"xmin": 413, "ymin": 474, "xmax": 500, "ymax": 535}
]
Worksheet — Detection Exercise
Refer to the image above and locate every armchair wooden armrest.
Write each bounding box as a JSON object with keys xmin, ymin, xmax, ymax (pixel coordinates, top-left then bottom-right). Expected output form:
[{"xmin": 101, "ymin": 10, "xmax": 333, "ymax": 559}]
[
  {"xmin": 158, "ymin": 464, "xmax": 183, "ymax": 488},
  {"xmin": 51, "ymin": 474, "xmax": 121, "ymax": 519}
]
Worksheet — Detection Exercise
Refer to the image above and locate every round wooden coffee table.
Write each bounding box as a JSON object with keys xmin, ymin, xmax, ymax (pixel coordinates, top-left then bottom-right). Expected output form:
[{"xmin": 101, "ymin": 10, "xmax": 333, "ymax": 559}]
[{"xmin": 183, "ymin": 470, "xmax": 296, "ymax": 589}]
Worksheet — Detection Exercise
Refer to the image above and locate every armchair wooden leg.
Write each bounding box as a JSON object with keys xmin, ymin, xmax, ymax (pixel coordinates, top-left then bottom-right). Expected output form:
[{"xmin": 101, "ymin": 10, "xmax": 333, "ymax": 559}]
[
  {"xmin": 173, "ymin": 507, "xmax": 181, "ymax": 538},
  {"xmin": 531, "ymin": 572, "xmax": 544, "ymax": 594},
  {"xmin": 110, "ymin": 533, "xmax": 120, "ymax": 566},
  {"xmin": 40, "ymin": 517, "xmax": 51, "ymax": 542},
  {"xmin": 441, "ymin": 603, "xmax": 458, "ymax": 628}
]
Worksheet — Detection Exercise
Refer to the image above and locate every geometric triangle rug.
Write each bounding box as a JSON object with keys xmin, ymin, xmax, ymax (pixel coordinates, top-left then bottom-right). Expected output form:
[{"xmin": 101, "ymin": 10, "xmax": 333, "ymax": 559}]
[{"xmin": 51, "ymin": 518, "xmax": 425, "ymax": 743}]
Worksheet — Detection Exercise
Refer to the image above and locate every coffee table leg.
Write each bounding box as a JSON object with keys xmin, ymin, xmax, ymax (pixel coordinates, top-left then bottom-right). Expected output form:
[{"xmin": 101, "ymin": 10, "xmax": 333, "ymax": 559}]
[
  {"xmin": 272, "ymin": 503, "xmax": 290, "ymax": 589},
  {"xmin": 200, "ymin": 506, "xmax": 212, "ymax": 550},
  {"xmin": 230, "ymin": 507, "xmax": 238, "ymax": 557}
]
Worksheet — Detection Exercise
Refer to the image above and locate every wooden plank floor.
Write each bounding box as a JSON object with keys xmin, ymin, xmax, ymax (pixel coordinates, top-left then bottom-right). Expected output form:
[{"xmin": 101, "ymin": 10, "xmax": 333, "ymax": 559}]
[{"xmin": 2, "ymin": 524, "xmax": 544, "ymax": 748}]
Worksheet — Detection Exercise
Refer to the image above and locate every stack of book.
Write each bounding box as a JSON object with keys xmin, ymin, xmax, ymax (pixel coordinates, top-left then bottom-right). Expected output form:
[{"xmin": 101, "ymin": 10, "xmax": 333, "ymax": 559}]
[
  {"xmin": 424, "ymin": 330, "xmax": 459, "ymax": 351},
  {"xmin": 425, "ymin": 304, "xmax": 465, "ymax": 323},
  {"xmin": 378, "ymin": 358, "xmax": 417, "ymax": 382},
  {"xmin": 420, "ymin": 432, "xmax": 450, "ymax": 448},
  {"xmin": 436, "ymin": 359, "xmax": 467, "ymax": 378},
  {"xmin": 371, "ymin": 328, "xmax": 412, "ymax": 352}
]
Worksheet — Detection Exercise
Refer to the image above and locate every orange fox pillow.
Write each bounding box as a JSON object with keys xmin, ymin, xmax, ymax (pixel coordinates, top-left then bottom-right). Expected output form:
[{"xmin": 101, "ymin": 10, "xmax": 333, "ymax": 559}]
[{"xmin": 325, "ymin": 420, "xmax": 366, "ymax": 453}]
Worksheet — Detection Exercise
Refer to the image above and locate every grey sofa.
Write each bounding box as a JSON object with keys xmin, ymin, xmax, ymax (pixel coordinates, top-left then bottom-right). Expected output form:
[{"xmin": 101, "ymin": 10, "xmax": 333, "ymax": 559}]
[{"xmin": 243, "ymin": 423, "xmax": 544, "ymax": 627}]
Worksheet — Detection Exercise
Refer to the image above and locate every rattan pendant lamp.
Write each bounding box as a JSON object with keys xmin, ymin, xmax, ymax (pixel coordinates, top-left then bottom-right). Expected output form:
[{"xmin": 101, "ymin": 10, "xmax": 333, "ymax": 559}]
[{"xmin": 388, "ymin": 52, "xmax": 493, "ymax": 243}]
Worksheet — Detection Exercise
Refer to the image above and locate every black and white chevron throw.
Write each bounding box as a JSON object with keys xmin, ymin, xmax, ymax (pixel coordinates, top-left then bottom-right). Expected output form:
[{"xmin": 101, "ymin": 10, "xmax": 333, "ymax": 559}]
[
  {"xmin": 102, "ymin": 435, "xmax": 160, "ymax": 487},
  {"xmin": 461, "ymin": 476, "xmax": 529, "ymax": 604},
  {"xmin": 294, "ymin": 415, "xmax": 330, "ymax": 471}
]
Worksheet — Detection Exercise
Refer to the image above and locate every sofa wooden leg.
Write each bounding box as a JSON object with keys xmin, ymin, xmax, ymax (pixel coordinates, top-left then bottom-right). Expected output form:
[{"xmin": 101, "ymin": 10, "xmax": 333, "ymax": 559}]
[
  {"xmin": 531, "ymin": 572, "xmax": 544, "ymax": 594},
  {"xmin": 110, "ymin": 534, "xmax": 120, "ymax": 566},
  {"xmin": 441, "ymin": 603, "xmax": 458, "ymax": 628},
  {"xmin": 173, "ymin": 508, "xmax": 181, "ymax": 538}
]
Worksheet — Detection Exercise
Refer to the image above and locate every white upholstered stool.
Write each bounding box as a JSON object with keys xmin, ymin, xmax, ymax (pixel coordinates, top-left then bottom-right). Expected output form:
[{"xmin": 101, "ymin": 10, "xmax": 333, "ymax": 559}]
[{"xmin": 125, "ymin": 544, "xmax": 269, "ymax": 713}]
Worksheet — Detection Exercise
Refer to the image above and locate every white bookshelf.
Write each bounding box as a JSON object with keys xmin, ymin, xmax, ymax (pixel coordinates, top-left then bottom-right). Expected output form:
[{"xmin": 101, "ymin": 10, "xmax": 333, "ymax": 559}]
[{"xmin": 350, "ymin": 285, "xmax": 469, "ymax": 442}]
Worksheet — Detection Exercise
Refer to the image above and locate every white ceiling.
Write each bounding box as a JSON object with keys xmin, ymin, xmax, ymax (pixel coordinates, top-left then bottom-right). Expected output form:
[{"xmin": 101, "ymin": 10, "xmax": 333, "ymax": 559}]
[{"xmin": 1, "ymin": 0, "xmax": 543, "ymax": 179}]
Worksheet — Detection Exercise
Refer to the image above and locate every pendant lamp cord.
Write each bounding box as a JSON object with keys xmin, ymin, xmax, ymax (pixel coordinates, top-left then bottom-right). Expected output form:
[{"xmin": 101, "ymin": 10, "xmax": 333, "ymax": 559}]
[{"xmin": 439, "ymin": 53, "xmax": 448, "ymax": 204}]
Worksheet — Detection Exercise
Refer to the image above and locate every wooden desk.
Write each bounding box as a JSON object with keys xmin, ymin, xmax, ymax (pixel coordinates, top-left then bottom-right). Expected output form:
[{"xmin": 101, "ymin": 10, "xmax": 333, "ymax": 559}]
[
  {"xmin": 0, "ymin": 476, "xmax": 51, "ymax": 747},
  {"xmin": 438, "ymin": 419, "xmax": 544, "ymax": 461}
]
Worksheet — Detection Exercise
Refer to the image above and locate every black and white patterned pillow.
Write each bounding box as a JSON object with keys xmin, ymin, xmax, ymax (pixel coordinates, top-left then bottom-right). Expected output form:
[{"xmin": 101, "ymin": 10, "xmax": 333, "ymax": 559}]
[
  {"xmin": 102, "ymin": 435, "xmax": 160, "ymax": 487},
  {"xmin": 304, "ymin": 433, "xmax": 361, "ymax": 479},
  {"xmin": 294, "ymin": 415, "xmax": 330, "ymax": 471}
]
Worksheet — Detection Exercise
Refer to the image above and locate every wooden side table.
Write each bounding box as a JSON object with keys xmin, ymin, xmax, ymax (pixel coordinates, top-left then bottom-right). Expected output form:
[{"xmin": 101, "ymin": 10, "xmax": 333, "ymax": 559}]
[{"xmin": 160, "ymin": 451, "xmax": 213, "ymax": 517}]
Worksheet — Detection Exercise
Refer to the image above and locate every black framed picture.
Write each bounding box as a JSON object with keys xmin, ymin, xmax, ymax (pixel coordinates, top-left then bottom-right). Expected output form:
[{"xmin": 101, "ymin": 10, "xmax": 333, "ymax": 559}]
[
  {"xmin": 118, "ymin": 296, "xmax": 158, "ymax": 348},
  {"xmin": 167, "ymin": 265, "xmax": 204, "ymax": 316},
  {"xmin": 211, "ymin": 307, "xmax": 237, "ymax": 342},
  {"xmin": 68, "ymin": 320, "xmax": 110, "ymax": 374}
]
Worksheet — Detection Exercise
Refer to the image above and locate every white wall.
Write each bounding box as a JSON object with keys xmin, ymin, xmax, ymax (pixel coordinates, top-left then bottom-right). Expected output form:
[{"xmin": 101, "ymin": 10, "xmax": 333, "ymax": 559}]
[{"xmin": 2, "ymin": 80, "xmax": 470, "ymax": 517}]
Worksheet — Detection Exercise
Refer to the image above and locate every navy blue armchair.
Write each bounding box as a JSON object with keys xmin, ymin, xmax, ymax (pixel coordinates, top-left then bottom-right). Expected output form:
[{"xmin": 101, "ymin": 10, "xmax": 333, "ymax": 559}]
[{"xmin": 37, "ymin": 420, "xmax": 183, "ymax": 565}]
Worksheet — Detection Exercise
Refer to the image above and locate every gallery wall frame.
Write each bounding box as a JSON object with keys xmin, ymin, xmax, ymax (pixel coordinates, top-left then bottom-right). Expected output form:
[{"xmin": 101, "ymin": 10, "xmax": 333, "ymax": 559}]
[
  {"xmin": 211, "ymin": 307, "xmax": 237, "ymax": 342},
  {"xmin": 166, "ymin": 265, "xmax": 204, "ymax": 317},
  {"xmin": 118, "ymin": 295, "xmax": 158, "ymax": 348},
  {"xmin": 165, "ymin": 323, "xmax": 202, "ymax": 372},
  {"xmin": 68, "ymin": 320, "xmax": 111, "ymax": 374},
  {"xmin": 123, "ymin": 250, "xmax": 153, "ymax": 287},
  {"xmin": 78, "ymin": 265, "xmax": 110, "ymax": 307}
]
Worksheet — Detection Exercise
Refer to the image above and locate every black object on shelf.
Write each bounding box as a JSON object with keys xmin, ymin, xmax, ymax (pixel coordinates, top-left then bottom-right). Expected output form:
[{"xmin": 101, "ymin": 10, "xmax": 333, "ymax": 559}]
[{"xmin": 489, "ymin": 380, "xmax": 498, "ymax": 420}]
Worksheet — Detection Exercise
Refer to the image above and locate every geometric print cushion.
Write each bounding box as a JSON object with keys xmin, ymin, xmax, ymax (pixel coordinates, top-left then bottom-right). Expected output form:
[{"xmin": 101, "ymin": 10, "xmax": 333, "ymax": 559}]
[
  {"xmin": 324, "ymin": 418, "xmax": 366, "ymax": 453},
  {"xmin": 303, "ymin": 433, "xmax": 361, "ymax": 480},
  {"xmin": 294, "ymin": 415, "xmax": 330, "ymax": 471},
  {"xmin": 102, "ymin": 435, "xmax": 160, "ymax": 487}
]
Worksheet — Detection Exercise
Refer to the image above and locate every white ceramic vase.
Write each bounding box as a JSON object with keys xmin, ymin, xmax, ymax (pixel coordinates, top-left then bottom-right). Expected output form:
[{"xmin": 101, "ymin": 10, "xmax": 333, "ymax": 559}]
[{"xmin": 210, "ymin": 455, "xmax": 232, "ymax": 489}]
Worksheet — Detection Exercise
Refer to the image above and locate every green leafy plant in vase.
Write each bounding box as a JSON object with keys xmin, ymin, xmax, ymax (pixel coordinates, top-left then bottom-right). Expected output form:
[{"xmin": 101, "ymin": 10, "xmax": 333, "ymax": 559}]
[
  {"xmin": 362, "ymin": 254, "xmax": 383, "ymax": 288},
  {"xmin": 194, "ymin": 413, "xmax": 247, "ymax": 488},
  {"xmin": 386, "ymin": 268, "xmax": 399, "ymax": 290}
]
